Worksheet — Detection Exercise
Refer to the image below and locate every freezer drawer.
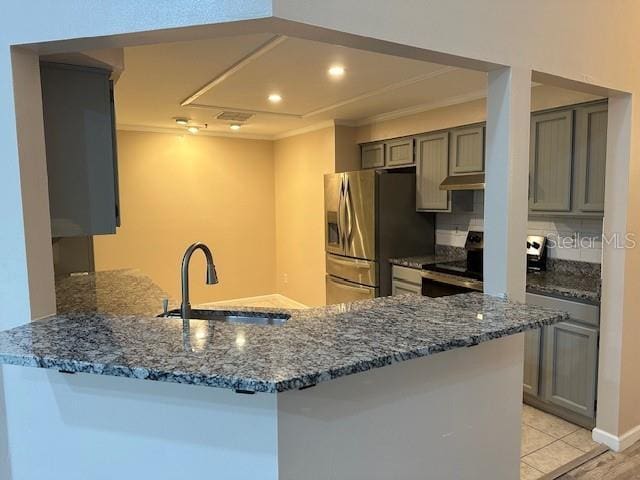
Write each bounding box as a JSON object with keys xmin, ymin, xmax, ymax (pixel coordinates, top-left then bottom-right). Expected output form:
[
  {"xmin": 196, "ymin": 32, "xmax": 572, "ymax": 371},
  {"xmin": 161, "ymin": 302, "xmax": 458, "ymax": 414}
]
[
  {"xmin": 326, "ymin": 275, "xmax": 377, "ymax": 305},
  {"xmin": 326, "ymin": 253, "xmax": 377, "ymax": 287}
]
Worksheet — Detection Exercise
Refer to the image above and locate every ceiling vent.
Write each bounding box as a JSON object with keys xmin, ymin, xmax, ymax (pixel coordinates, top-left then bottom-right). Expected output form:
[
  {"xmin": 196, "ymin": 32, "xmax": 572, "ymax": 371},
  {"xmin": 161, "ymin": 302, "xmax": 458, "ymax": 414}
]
[{"xmin": 216, "ymin": 111, "xmax": 253, "ymax": 122}]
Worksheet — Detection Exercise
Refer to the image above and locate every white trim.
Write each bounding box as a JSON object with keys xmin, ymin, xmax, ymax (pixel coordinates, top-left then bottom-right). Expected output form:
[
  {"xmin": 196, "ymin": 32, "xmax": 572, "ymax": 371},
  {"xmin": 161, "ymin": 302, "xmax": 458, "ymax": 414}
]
[
  {"xmin": 181, "ymin": 35, "xmax": 288, "ymax": 106},
  {"xmin": 300, "ymin": 66, "xmax": 458, "ymax": 118},
  {"xmin": 592, "ymin": 425, "xmax": 640, "ymax": 452},
  {"xmin": 354, "ymin": 88, "xmax": 487, "ymax": 126},
  {"xmin": 187, "ymin": 103, "xmax": 303, "ymax": 119},
  {"xmin": 116, "ymin": 123, "xmax": 273, "ymax": 140},
  {"xmin": 271, "ymin": 120, "xmax": 337, "ymax": 140}
]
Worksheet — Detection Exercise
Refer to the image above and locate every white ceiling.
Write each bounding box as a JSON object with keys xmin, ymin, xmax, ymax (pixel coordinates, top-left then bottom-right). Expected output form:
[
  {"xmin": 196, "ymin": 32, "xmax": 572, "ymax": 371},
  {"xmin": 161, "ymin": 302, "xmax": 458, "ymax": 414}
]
[{"xmin": 113, "ymin": 33, "xmax": 489, "ymax": 139}]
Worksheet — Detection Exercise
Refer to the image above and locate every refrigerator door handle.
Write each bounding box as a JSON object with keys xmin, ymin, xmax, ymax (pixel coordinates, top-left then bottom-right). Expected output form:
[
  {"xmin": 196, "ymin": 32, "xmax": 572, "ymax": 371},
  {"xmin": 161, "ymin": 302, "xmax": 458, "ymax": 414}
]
[
  {"xmin": 338, "ymin": 176, "xmax": 346, "ymax": 249},
  {"xmin": 345, "ymin": 176, "xmax": 354, "ymax": 247}
]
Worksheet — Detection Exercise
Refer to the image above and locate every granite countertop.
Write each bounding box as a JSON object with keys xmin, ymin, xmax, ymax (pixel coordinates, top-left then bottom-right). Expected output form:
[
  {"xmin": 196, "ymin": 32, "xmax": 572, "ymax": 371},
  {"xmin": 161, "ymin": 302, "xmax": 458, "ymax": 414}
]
[
  {"xmin": 390, "ymin": 256, "xmax": 601, "ymax": 305},
  {"xmin": 55, "ymin": 269, "xmax": 176, "ymax": 317},
  {"xmin": 389, "ymin": 255, "xmax": 438, "ymax": 269},
  {"xmin": 0, "ymin": 292, "xmax": 566, "ymax": 393},
  {"xmin": 526, "ymin": 270, "xmax": 601, "ymax": 305}
]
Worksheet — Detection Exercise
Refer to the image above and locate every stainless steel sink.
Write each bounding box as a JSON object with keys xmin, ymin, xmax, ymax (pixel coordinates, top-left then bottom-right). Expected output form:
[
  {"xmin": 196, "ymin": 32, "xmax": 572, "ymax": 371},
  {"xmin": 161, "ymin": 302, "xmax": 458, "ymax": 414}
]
[{"xmin": 159, "ymin": 308, "xmax": 290, "ymax": 326}]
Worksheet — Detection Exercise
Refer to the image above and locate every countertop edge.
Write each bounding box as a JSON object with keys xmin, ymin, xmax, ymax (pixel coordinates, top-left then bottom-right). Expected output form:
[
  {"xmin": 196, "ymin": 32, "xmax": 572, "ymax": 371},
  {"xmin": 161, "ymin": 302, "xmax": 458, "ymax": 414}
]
[{"xmin": 0, "ymin": 311, "xmax": 568, "ymax": 394}]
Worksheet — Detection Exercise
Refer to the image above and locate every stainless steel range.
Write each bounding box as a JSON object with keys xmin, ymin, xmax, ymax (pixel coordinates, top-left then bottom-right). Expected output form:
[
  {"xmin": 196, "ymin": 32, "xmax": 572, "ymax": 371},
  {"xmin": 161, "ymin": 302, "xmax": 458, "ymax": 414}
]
[
  {"xmin": 421, "ymin": 231, "xmax": 549, "ymax": 297},
  {"xmin": 421, "ymin": 231, "xmax": 484, "ymax": 297}
]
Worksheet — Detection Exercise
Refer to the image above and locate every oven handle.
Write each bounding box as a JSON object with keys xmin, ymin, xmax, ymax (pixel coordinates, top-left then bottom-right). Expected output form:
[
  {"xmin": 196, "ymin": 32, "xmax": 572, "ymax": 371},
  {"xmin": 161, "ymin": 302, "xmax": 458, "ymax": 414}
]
[{"xmin": 420, "ymin": 270, "xmax": 484, "ymax": 292}]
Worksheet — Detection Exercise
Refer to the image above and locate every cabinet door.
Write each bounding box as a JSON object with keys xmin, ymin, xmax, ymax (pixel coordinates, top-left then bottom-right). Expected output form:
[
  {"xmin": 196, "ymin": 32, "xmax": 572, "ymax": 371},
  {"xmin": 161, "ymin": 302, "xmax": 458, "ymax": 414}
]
[
  {"xmin": 529, "ymin": 110, "xmax": 574, "ymax": 212},
  {"xmin": 542, "ymin": 321, "xmax": 598, "ymax": 419},
  {"xmin": 416, "ymin": 132, "xmax": 450, "ymax": 211},
  {"xmin": 41, "ymin": 63, "xmax": 119, "ymax": 237},
  {"xmin": 385, "ymin": 137, "xmax": 414, "ymax": 167},
  {"xmin": 523, "ymin": 329, "xmax": 542, "ymax": 397},
  {"xmin": 574, "ymin": 104, "xmax": 607, "ymax": 213},
  {"xmin": 449, "ymin": 126, "xmax": 484, "ymax": 174},
  {"xmin": 391, "ymin": 279, "xmax": 422, "ymax": 296},
  {"xmin": 361, "ymin": 143, "xmax": 385, "ymax": 169}
]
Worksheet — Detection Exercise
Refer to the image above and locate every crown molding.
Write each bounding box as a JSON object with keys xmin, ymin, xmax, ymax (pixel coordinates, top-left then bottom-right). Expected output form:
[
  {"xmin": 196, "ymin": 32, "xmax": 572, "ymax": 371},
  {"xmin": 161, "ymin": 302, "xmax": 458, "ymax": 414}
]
[
  {"xmin": 354, "ymin": 88, "xmax": 488, "ymax": 127},
  {"xmin": 116, "ymin": 124, "xmax": 273, "ymax": 141},
  {"xmin": 272, "ymin": 120, "xmax": 338, "ymax": 140}
]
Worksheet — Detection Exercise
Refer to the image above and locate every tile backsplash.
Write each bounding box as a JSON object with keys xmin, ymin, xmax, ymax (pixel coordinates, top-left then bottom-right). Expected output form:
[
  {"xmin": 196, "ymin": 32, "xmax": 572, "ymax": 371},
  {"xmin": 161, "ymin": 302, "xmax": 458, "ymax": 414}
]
[{"xmin": 436, "ymin": 192, "xmax": 603, "ymax": 264}]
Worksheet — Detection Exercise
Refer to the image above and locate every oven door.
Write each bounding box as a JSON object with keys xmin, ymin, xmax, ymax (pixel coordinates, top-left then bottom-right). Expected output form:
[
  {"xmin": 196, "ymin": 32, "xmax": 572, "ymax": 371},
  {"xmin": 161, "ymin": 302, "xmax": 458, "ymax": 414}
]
[{"xmin": 421, "ymin": 270, "xmax": 483, "ymax": 298}]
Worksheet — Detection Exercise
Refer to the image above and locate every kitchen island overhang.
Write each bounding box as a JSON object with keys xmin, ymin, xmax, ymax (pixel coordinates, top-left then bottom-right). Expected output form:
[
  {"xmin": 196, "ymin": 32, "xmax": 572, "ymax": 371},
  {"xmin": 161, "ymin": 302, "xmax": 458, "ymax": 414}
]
[{"xmin": 0, "ymin": 293, "xmax": 566, "ymax": 480}]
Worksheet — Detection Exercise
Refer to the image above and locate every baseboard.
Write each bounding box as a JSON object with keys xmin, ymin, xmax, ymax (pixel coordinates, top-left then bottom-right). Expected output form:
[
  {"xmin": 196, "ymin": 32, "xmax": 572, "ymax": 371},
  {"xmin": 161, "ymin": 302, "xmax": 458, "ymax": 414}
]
[
  {"xmin": 593, "ymin": 424, "xmax": 640, "ymax": 452},
  {"xmin": 201, "ymin": 294, "xmax": 308, "ymax": 309}
]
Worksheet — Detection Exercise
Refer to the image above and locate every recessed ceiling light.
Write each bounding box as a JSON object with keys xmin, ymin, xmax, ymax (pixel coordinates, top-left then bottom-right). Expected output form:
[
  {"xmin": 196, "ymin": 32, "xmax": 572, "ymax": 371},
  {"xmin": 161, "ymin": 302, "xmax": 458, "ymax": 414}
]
[
  {"xmin": 268, "ymin": 93, "xmax": 282, "ymax": 103},
  {"xmin": 175, "ymin": 117, "xmax": 189, "ymax": 126},
  {"xmin": 187, "ymin": 126, "xmax": 199, "ymax": 134},
  {"xmin": 230, "ymin": 124, "xmax": 241, "ymax": 131},
  {"xmin": 328, "ymin": 65, "xmax": 345, "ymax": 78}
]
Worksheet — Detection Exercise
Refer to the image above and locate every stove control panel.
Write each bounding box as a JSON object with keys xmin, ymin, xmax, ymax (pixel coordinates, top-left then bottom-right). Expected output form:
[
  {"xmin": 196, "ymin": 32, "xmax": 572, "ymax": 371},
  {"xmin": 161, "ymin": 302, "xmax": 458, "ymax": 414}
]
[{"xmin": 527, "ymin": 235, "xmax": 547, "ymax": 271}]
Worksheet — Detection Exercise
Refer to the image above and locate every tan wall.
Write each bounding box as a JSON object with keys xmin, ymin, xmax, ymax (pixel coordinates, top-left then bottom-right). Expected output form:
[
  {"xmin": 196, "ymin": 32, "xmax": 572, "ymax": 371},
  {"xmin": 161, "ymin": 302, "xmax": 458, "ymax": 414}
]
[
  {"xmin": 93, "ymin": 130, "xmax": 276, "ymax": 304},
  {"xmin": 356, "ymin": 85, "xmax": 601, "ymax": 143},
  {"xmin": 334, "ymin": 125, "xmax": 360, "ymax": 172},
  {"xmin": 274, "ymin": 127, "xmax": 335, "ymax": 306}
]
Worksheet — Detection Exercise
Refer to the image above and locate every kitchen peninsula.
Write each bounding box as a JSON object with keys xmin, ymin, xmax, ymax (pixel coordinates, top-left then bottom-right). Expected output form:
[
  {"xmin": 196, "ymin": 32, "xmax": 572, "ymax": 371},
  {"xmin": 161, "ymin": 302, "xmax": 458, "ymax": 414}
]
[{"xmin": 0, "ymin": 271, "xmax": 565, "ymax": 480}]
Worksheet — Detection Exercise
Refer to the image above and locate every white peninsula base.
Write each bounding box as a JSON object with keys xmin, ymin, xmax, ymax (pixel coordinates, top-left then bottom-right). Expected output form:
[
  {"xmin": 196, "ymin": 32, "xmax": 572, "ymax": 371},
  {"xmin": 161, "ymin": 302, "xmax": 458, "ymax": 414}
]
[{"xmin": 0, "ymin": 334, "xmax": 524, "ymax": 480}]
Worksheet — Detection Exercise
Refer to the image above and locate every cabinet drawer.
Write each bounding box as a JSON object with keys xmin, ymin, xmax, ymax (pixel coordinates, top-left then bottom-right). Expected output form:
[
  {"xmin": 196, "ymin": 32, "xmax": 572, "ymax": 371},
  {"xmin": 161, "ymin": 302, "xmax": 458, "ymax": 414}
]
[
  {"xmin": 526, "ymin": 293, "xmax": 599, "ymax": 327},
  {"xmin": 392, "ymin": 279, "xmax": 422, "ymax": 296},
  {"xmin": 361, "ymin": 143, "xmax": 385, "ymax": 169},
  {"xmin": 391, "ymin": 265, "xmax": 422, "ymax": 285},
  {"xmin": 385, "ymin": 138, "xmax": 414, "ymax": 167}
]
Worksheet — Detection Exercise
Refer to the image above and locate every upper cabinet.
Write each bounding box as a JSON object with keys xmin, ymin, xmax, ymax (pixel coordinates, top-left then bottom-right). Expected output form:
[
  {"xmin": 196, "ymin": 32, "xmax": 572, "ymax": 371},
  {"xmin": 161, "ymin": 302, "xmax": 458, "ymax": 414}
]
[
  {"xmin": 574, "ymin": 103, "xmax": 607, "ymax": 213},
  {"xmin": 359, "ymin": 100, "xmax": 606, "ymax": 217},
  {"xmin": 385, "ymin": 137, "xmax": 415, "ymax": 167},
  {"xmin": 416, "ymin": 132, "xmax": 450, "ymax": 212},
  {"xmin": 529, "ymin": 102, "xmax": 607, "ymax": 217},
  {"xmin": 361, "ymin": 142, "xmax": 385, "ymax": 169},
  {"xmin": 529, "ymin": 110, "xmax": 574, "ymax": 212},
  {"xmin": 361, "ymin": 137, "xmax": 414, "ymax": 169},
  {"xmin": 449, "ymin": 125, "xmax": 484, "ymax": 174},
  {"xmin": 41, "ymin": 63, "xmax": 120, "ymax": 237}
]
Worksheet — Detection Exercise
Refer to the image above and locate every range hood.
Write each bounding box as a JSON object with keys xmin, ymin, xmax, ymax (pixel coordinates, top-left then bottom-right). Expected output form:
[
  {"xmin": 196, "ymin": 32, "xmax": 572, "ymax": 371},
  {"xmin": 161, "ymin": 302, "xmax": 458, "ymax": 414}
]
[{"xmin": 439, "ymin": 173, "xmax": 485, "ymax": 191}]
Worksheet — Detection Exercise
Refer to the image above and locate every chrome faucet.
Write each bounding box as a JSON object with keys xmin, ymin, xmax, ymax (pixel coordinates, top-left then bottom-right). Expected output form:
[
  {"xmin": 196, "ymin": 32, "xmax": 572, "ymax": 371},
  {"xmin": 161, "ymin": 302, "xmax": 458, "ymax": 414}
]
[{"xmin": 181, "ymin": 242, "xmax": 218, "ymax": 319}]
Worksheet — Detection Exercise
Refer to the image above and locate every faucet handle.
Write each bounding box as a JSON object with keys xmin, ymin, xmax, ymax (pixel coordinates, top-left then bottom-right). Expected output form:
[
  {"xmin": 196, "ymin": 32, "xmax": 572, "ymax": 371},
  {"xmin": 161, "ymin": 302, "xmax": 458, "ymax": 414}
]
[{"xmin": 162, "ymin": 298, "xmax": 169, "ymax": 316}]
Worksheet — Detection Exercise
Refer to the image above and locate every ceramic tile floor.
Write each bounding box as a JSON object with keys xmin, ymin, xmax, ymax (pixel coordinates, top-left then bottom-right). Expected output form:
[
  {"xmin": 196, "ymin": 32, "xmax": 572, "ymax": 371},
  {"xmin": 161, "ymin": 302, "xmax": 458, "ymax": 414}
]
[{"xmin": 520, "ymin": 405, "xmax": 601, "ymax": 479}]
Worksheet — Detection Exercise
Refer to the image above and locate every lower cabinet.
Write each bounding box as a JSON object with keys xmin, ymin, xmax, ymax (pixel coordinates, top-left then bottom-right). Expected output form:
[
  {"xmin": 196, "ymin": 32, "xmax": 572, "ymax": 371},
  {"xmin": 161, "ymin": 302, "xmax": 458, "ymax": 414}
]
[
  {"xmin": 523, "ymin": 329, "xmax": 541, "ymax": 397},
  {"xmin": 542, "ymin": 321, "xmax": 598, "ymax": 419},
  {"xmin": 524, "ymin": 293, "xmax": 599, "ymax": 427},
  {"xmin": 391, "ymin": 266, "xmax": 422, "ymax": 296}
]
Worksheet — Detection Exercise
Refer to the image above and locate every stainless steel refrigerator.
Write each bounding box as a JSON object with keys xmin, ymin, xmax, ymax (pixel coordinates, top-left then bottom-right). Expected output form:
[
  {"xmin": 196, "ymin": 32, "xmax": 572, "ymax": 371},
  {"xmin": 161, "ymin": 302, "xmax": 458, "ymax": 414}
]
[{"xmin": 324, "ymin": 169, "xmax": 435, "ymax": 304}]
